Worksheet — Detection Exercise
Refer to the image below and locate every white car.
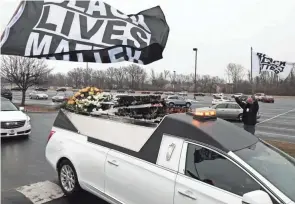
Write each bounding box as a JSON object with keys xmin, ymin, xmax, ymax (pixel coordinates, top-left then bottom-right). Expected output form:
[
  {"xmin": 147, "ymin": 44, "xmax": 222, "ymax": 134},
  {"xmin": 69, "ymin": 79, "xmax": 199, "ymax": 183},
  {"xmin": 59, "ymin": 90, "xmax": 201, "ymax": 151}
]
[
  {"xmin": 0, "ymin": 97, "xmax": 31, "ymax": 138},
  {"xmin": 212, "ymin": 96, "xmax": 231, "ymax": 105},
  {"xmin": 254, "ymin": 93, "xmax": 265, "ymax": 101},
  {"xmin": 232, "ymin": 93, "xmax": 243, "ymax": 98},
  {"xmin": 213, "ymin": 93, "xmax": 224, "ymax": 98},
  {"xmin": 29, "ymin": 91, "xmax": 48, "ymax": 100},
  {"xmin": 46, "ymin": 107, "xmax": 295, "ymax": 204},
  {"xmin": 52, "ymin": 92, "xmax": 69, "ymax": 102}
]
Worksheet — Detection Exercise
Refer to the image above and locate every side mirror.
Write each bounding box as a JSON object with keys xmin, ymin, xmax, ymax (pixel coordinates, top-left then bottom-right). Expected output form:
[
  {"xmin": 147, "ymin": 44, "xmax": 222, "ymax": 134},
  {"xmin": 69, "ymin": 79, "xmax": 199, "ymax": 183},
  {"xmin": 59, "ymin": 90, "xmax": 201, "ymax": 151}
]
[
  {"xmin": 242, "ymin": 190, "xmax": 273, "ymax": 204},
  {"xmin": 19, "ymin": 107, "xmax": 25, "ymax": 111}
]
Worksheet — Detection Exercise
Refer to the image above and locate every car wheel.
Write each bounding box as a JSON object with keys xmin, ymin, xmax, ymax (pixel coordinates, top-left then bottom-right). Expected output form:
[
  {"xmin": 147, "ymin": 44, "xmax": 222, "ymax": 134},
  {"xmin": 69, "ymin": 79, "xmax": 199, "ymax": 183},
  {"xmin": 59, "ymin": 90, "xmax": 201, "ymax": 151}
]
[
  {"xmin": 238, "ymin": 114, "xmax": 243, "ymax": 121},
  {"xmin": 52, "ymin": 100, "xmax": 55, "ymax": 102},
  {"xmin": 169, "ymin": 102, "xmax": 175, "ymax": 107},
  {"xmin": 58, "ymin": 159, "xmax": 81, "ymax": 196},
  {"xmin": 186, "ymin": 102, "xmax": 191, "ymax": 107}
]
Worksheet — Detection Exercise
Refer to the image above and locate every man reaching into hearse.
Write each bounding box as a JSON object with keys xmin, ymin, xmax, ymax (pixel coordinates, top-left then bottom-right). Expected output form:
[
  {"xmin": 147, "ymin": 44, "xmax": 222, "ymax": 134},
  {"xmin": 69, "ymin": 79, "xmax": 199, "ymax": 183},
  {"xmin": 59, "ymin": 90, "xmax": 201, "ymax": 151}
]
[{"xmin": 235, "ymin": 95, "xmax": 259, "ymax": 135}]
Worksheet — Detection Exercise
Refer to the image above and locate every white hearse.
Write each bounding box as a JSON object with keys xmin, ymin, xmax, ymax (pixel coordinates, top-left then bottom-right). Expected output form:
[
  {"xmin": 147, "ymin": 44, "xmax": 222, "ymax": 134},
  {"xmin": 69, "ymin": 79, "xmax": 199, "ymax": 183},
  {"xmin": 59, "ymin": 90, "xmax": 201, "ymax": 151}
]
[{"xmin": 46, "ymin": 108, "xmax": 295, "ymax": 204}]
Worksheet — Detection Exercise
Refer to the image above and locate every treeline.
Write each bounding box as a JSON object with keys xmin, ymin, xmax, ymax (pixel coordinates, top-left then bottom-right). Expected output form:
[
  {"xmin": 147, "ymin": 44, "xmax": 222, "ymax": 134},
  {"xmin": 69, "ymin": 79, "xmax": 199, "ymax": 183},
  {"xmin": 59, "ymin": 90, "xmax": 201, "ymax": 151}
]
[
  {"xmin": 225, "ymin": 63, "xmax": 295, "ymax": 96},
  {"xmin": 44, "ymin": 64, "xmax": 225, "ymax": 93}
]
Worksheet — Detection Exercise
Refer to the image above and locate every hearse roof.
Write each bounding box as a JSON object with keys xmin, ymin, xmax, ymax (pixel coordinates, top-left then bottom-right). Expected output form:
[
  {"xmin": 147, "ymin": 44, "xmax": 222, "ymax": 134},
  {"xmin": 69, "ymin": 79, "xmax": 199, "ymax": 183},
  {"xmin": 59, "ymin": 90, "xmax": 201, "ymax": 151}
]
[{"xmin": 53, "ymin": 109, "xmax": 258, "ymax": 164}]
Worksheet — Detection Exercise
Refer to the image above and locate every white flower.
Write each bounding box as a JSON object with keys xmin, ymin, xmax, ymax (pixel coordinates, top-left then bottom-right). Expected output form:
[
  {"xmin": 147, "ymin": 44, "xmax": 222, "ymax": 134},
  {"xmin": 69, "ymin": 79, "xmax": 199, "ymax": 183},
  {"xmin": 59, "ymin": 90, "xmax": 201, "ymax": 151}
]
[{"xmin": 87, "ymin": 96, "xmax": 92, "ymax": 100}]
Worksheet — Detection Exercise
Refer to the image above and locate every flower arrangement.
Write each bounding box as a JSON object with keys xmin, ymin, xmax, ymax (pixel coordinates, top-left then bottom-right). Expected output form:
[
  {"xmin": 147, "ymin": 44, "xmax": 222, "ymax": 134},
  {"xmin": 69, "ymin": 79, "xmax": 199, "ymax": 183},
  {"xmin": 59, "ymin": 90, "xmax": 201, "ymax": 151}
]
[{"xmin": 64, "ymin": 86, "xmax": 107, "ymax": 114}]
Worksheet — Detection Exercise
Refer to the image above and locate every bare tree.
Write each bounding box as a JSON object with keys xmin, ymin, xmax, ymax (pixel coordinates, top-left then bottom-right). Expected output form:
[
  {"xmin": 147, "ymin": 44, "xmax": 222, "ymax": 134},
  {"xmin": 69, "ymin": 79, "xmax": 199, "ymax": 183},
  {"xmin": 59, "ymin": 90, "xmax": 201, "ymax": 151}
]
[
  {"xmin": 1, "ymin": 56, "xmax": 51, "ymax": 105},
  {"xmin": 225, "ymin": 63, "xmax": 245, "ymax": 92},
  {"xmin": 68, "ymin": 68, "xmax": 83, "ymax": 88}
]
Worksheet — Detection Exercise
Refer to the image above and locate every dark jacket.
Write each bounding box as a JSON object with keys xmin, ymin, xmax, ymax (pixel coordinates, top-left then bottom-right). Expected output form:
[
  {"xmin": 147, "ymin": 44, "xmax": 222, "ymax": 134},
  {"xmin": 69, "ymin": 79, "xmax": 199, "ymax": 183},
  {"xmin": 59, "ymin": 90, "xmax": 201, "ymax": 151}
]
[{"xmin": 235, "ymin": 97, "xmax": 259, "ymax": 125}]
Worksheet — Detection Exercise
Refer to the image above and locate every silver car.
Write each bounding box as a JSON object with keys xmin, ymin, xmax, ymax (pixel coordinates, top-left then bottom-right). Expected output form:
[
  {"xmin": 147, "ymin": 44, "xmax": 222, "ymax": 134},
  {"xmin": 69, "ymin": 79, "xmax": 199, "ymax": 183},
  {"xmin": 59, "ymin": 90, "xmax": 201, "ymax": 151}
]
[
  {"xmin": 211, "ymin": 102, "xmax": 261, "ymax": 121},
  {"xmin": 164, "ymin": 95, "xmax": 191, "ymax": 107},
  {"xmin": 29, "ymin": 91, "xmax": 48, "ymax": 100}
]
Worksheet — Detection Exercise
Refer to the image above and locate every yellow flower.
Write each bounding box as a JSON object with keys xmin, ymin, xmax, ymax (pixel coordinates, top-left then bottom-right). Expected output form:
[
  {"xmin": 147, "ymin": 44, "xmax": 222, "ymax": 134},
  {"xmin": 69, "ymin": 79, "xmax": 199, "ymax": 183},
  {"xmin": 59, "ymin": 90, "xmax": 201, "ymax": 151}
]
[
  {"xmin": 74, "ymin": 92, "xmax": 80, "ymax": 97},
  {"xmin": 89, "ymin": 91, "xmax": 94, "ymax": 95},
  {"xmin": 86, "ymin": 87, "xmax": 90, "ymax": 91},
  {"xmin": 90, "ymin": 87, "xmax": 94, "ymax": 92},
  {"xmin": 68, "ymin": 100, "xmax": 75, "ymax": 105},
  {"xmin": 72, "ymin": 96, "xmax": 76, "ymax": 101}
]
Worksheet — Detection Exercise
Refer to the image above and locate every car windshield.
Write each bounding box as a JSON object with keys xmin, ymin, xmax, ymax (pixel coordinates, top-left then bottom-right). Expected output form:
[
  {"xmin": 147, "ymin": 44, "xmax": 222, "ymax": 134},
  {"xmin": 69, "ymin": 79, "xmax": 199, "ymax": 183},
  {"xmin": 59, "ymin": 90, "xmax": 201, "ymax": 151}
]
[
  {"xmin": 235, "ymin": 141, "xmax": 295, "ymax": 201},
  {"xmin": 1, "ymin": 100, "xmax": 19, "ymax": 111}
]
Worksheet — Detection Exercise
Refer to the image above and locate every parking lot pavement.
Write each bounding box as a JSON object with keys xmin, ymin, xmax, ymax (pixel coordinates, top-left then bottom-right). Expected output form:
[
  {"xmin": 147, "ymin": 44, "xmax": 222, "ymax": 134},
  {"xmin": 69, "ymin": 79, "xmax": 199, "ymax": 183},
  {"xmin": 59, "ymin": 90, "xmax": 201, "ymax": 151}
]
[
  {"xmin": 1, "ymin": 113, "xmax": 107, "ymax": 204},
  {"xmin": 1, "ymin": 96, "xmax": 295, "ymax": 204}
]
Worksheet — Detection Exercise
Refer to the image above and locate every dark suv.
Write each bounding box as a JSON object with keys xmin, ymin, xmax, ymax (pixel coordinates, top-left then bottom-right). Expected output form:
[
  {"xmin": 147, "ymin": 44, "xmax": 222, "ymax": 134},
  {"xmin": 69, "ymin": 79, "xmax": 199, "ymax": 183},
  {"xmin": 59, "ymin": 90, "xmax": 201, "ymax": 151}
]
[{"xmin": 1, "ymin": 89, "xmax": 12, "ymax": 100}]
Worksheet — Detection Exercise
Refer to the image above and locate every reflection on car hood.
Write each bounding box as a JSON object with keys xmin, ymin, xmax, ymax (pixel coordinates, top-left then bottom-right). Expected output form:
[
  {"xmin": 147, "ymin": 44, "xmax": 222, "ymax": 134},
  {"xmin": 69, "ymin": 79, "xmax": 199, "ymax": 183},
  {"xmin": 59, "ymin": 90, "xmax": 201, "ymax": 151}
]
[{"xmin": 0, "ymin": 111, "xmax": 27, "ymax": 121}]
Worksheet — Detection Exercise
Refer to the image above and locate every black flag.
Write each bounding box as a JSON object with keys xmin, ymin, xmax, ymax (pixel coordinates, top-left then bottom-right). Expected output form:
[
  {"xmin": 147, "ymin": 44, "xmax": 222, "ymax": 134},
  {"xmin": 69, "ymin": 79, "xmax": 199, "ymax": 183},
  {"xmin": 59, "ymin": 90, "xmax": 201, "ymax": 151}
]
[{"xmin": 1, "ymin": 1, "xmax": 169, "ymax": 65}]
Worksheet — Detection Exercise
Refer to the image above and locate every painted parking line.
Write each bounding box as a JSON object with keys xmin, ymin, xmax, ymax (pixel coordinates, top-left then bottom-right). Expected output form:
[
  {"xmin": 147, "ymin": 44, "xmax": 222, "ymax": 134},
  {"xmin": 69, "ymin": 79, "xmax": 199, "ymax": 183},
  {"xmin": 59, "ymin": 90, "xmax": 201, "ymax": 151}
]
[
  {"xmin": 258, "ymin": 108, "xmax": 295, "ymax": 125},
  {"xmin": 16, "ymin": 181, "xmax": 64, "ymax": 204},
  {"xmin": 256, "ymin": 131, "xmax": 295, "ymax": 139},
  {"xmin": 257, "ymin": 125, "xmax": 295, "ymax": 133}
]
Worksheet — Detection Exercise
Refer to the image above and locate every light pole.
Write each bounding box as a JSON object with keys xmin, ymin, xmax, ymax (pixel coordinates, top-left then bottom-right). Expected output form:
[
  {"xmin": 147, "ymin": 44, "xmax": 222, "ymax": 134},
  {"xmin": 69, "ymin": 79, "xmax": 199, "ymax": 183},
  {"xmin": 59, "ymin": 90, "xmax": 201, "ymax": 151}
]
[
  {"xmin": 173, "ymin": 70, "xmax": 176, "ymax": 92},
  {"xmin": 193, "ymin": 48, "xmax": 198, "ymax": 93}
]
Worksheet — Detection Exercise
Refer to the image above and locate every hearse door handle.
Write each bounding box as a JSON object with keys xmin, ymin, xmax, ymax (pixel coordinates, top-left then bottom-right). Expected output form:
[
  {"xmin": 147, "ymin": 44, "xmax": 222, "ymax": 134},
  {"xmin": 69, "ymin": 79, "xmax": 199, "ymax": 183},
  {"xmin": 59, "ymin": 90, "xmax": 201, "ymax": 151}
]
[
  {"xmin": 178, "ymin": 190, "xmax": 197, "ymax": 200},
  {"xmin": 107, "ymin": 160, "xmax": 119, "ymax": 167}
]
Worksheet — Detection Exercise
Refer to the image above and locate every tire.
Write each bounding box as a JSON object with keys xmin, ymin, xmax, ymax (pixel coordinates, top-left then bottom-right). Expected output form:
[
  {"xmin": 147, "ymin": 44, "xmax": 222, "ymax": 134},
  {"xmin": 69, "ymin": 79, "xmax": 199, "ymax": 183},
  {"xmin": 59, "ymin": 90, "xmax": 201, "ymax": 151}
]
[
  {"xmin": 58, "ymin": 159, "xmax": 81, "ymax": 196},
  {"xmin": 52, "ymin": 100, "xmax": 55, "ymax": 102},
  {"xmin": 185, "ymin": 102, "xmax": 191, "ymax": 108},
  {"xmin": 169, "ymin": 102, "xmax": 175, "ymax": 107},
  {"xmin": 238, "ymin": 114, "xmax": 243, "ymax": 122}
]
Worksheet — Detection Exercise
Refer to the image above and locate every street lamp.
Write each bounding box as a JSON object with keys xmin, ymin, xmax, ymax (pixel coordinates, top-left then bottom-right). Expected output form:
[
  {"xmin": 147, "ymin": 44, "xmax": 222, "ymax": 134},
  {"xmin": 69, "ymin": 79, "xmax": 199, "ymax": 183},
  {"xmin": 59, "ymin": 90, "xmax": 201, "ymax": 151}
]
[
  {"xmin": 173, "ymin": 70, "xmax": 176, "ymax": 92},
  {"xmin": 193, "ymin": 48, "xmax": 198, "ymax": 93}
]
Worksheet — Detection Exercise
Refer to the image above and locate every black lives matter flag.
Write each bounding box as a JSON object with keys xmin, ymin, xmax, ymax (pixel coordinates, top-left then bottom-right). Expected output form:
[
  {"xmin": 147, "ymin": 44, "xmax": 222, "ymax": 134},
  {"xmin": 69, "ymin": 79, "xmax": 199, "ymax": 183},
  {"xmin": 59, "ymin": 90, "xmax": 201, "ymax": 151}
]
[
  {"xmin": 252, "ymin": 51, "xmax": 294, "ymax": 80},
  {"xmin": 1, "ymin": 0, "xmax": 169, "ymax": 65}
]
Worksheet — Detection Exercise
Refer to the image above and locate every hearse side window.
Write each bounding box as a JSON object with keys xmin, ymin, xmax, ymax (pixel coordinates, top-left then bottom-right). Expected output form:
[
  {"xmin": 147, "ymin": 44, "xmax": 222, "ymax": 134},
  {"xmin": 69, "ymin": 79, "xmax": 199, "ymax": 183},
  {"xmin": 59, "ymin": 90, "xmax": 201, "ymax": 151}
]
[{"xmin": 184, "ymin": 144, "xmax": 261, "ymax": 196}]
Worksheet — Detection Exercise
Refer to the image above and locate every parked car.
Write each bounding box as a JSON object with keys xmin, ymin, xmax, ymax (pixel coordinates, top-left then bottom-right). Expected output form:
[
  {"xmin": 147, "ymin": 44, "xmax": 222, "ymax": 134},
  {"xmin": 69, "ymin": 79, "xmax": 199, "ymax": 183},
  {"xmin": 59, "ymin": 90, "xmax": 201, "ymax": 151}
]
[
  {"xmin": 194, "ymin": 92, "xmax": 205, "ymax": 96},
  {"xmin": 178, "ymin": 91, "xmax": 188, "ymax": 96},
  {"xmin": 261, "ymin": 95, "xmax": 274, "ymax": 103},
  {"xmin": 141, "ymin": 91, "xmax": 151, "ymax": 94},
  {"xmin": 165, "ymin": 95, "xmax": 191, "ymax": 107},
  {"xmin": 10, "ymin": 87, "xmax": 22, "ymax": 91},
  {"xmin": 1, "ymin": 97, "xmax": 31, "ymax": 138},
  {"xmin": 153, "ymin": 91, "xmax": 164, "ymax": 95},
  {"xmin": 35, "ymin": 87, "xmax": 48, "ymax": 91},
  {"xmin": 52, "ymin": 92, "xmax": 70, "ymax": 102},
  {"xmin": 103, "ymin": 89, "xmax": 111, "ymax": 92},
  {"xmin": 213, "ymin": 93, "xmax": 224, "ymax": 98},
  {"xmin": 46, "ymin": 107, "xmax": 295, "ymax": 204},
  {"xmin": 29, "ymin": 91, "xmax": 48, "ymax": 100},
  {"xmin": 254, "ymin": 93, "xmax": 265, "ymax": 101},
  {"xmin": 211, "ymin": 102, "xmax": 261, "ymax": 121},
  {"xmin": 117, "ymin": 89, "xmax": 126, "ymax": 93},
  {"xmin": 164, "ymin": 91, "xmax": 174, "ymax": 95},
  {"xmin": 56, "ymin": 87, "xmax": 67, "ymax": 92},
  {"xmin": 231, "ymin": 93, "xmax": 243, "ymax": 98},
  {"xmin": 212, "ymin": 96, "xmax": 231, "ymax": 105},
  {"xmin": 127, "ymin": 90, "xmax": 135, "ymax": 93},
  {"xmin": 1, "ymin": 89, "xmax": 12, "ymax": 100}
]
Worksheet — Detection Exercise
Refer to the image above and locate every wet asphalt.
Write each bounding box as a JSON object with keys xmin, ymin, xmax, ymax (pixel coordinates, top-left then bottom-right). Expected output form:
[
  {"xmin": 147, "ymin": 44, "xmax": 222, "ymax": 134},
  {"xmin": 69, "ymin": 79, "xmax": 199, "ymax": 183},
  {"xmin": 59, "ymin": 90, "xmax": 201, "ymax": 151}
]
[{"xmin": 1, "ymin": 97, "xmax": 295, "ymax": 204}]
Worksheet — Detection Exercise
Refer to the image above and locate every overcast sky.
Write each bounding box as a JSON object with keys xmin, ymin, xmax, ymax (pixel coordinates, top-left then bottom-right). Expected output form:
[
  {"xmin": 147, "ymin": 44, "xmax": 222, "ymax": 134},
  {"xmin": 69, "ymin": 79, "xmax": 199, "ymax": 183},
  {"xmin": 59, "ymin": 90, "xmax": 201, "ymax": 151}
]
[{"xmin": 1, "ymin": 0, "xmax": 294, "ymax": 79}]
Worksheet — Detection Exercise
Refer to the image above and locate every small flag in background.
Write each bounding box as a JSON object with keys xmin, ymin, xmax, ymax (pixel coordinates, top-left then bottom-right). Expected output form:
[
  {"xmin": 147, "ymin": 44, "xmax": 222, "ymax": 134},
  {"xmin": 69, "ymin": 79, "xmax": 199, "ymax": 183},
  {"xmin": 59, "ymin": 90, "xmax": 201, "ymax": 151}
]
[
  {"xmin": 252, "ymin": 51, "xmax": 294, "ymax": 80},
  {"xmin": 1, "ymin": 1, "xmax": 170, "ymax": 65}
]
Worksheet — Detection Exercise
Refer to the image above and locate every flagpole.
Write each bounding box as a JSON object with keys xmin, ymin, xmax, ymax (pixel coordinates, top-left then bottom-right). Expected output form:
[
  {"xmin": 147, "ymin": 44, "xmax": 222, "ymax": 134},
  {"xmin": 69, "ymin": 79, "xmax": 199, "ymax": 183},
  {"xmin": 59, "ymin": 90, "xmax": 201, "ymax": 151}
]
[{"xmin": 251, "ymin": 47, "xmax": 254, "ymax": 94}]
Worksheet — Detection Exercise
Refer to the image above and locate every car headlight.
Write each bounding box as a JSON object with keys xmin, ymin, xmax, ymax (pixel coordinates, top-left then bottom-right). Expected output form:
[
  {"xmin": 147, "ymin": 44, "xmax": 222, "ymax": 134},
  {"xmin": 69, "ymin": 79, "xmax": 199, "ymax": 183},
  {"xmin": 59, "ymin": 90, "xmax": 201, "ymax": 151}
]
[{"xmin": 27, "ymin": 116, "xmax": 31, "ymax": 125}]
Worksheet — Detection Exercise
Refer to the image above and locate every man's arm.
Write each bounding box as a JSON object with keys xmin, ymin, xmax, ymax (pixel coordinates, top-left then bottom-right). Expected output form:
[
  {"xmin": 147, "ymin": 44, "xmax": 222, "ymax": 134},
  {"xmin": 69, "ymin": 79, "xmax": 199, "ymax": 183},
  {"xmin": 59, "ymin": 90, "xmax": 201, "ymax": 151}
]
[{"xmin": 235, "ymin": 97, "xmax": 245, "ymax": 109}]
